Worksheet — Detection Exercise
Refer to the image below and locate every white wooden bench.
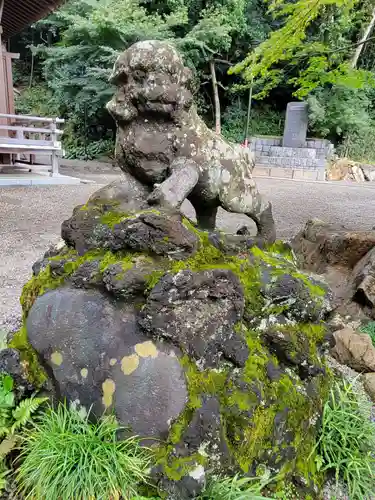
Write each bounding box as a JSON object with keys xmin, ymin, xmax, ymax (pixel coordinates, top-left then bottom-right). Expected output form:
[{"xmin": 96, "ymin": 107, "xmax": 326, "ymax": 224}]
[{"xmin": 0, "ymin": 113, "xmax": 64, "ymax": 176}]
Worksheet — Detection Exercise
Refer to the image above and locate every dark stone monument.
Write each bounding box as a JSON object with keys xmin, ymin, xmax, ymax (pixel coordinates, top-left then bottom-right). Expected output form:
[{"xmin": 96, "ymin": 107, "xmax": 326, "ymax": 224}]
[{"xmin": 282, "ymin": 102, "xmax": 308, "ymax": 148}]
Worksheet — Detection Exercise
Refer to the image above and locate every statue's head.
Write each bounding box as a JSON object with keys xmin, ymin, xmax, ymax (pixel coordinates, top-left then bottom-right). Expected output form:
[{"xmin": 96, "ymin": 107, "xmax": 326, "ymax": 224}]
[{"xmin": 107, "ymin": 40, "xmax": 193, "ymax": 124}]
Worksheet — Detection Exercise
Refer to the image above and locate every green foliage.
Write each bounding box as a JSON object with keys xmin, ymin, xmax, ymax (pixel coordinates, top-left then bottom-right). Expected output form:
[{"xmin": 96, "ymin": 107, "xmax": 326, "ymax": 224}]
[
  {"xmin": 15, "ymin": 85, "xmax": 59, "ymax": 117},
  {"xmin": 315, "ymin": 380, "xmax": 375, "ymax": 499},
  {"xmin": 222, "ymin": 102, "xmax": 283, "ymax": 142},
  {"xmin": 360, "ymin": 321, "xmax": 375, "ymax": 346},
  {"xmin": 308, "ymin": 85, "xmax": 372, "ymax": 138},
  {"xmin": 231, "ymin": 0, "xmax": 375, "ymax": 99},
  {"xmin": 17, "ymin": 403, "xmax": 153, "ymax": 500},
  {"xmin": 0, "ymin": 374, "xmax": 47, "ymax": 438},
  {"xmin": 0, "ymin": 374, "xmax": 47, "ymax": 494},
  {"xmin": 64, "ymin": 138, "xmax": 114, "ymax": 160},
  {"xmin": 198, "ymin": 474, "xmax": 273, "ymax": 499}
]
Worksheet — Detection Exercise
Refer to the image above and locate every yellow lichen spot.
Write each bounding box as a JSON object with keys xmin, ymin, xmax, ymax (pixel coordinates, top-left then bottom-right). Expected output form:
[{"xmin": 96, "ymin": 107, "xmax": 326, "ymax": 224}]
[
  {"xmin": 135, "ymin": 341, "xmax": 158, "ymax": 359},
  {"xmin": 121, "ymin": 354, "xmax": 139, "ymax": 375},
  {"xmin": 102, "ymin": 378, "xmax": 116, "ymax": 409},
  {"xmin": 109, "ymin": 358, "xmax": 117, "ymax": 366},
  {"xmin": 51, "ymin": 351, "xmax": 63, "ymax": 366},
  {"xmin": 80, "ymin": 368, "xmax": 88, "ymax": 379}
]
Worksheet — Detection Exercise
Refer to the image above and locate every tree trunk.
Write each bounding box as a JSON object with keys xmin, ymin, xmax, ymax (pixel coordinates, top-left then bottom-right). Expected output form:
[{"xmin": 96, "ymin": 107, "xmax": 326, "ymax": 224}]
[
  {"xmin": 209, "ymin": 60, "xmax": 221, "ymax": 135},
  {"xmin": 351, "ymin": 7, "xmax": 375, "ymax": 68}
]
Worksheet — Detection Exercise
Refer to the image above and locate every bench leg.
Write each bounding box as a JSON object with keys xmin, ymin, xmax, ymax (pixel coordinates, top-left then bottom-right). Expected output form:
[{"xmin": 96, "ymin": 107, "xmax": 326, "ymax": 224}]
[{"xmin": 51, "ymin": 151, "xmax": 59, "ymax": 177}]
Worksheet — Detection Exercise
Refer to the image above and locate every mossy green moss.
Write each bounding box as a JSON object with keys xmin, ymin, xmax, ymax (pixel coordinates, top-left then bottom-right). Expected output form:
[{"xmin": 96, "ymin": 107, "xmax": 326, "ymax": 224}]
[
  {"xmin": 100, "ymin": 208, "xmax": 162, "ymax": 228},
  {"xmin": 8, "ymin": 326, "xmax": 47, "ymax": 387},
  {"xmin": 21, "ymin": 249, "xmax": 105, "ymax": 316}
]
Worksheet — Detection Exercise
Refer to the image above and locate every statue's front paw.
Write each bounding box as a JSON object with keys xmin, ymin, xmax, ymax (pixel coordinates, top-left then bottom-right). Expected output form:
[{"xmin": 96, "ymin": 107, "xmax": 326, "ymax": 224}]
[{"xmin": 147, "ymin": 185, "xmax": 164, "ymax": 206}]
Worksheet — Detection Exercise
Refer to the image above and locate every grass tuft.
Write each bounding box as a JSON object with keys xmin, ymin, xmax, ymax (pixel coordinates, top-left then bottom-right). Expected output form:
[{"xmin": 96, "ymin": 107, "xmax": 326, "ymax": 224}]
[
  {"xmin": 16, "ymin": 404, "xmax": 153, "ymax": 500},
  {"xmin": 360, "ymin": 321, "xmax": 375, "ymax": 346},
  {"xmin": 198, "ymin": 473, "xmax": 273, "ymax": 500},
  {"xmin": 315, "ymin": 380, "xmax": 375, "ymax": 499}
]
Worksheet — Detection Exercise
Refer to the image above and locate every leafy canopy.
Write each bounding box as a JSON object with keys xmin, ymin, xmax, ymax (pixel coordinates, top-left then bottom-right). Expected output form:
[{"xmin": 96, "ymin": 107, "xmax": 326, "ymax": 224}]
[{"xmin": 231, "ymin": 0, "xmax": 375, "ymax": 98}]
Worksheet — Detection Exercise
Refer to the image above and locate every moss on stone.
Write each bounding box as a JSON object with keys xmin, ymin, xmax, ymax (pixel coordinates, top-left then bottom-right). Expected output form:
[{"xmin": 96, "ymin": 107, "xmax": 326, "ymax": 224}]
[
  {"xmin": 100, "ymin": 211, "xmax": 129, "ymax": 228},
  {"xmin": 21, "ymin": 266, "xmax": 67, "ymax": 317},
  {"xmin": 17, "ymin": 211, "xmax": 331, "ymax": 494},
  {"xmin": 100, "ymin": 208, "xmax": 162, "ymax": 228},
  {"xmin": 8, "ymin": 325, "xmax": 47, "ymax": 387},
  {"xmin": 21, "ymin": 249, "xmax": 105, "ymax": 316}
]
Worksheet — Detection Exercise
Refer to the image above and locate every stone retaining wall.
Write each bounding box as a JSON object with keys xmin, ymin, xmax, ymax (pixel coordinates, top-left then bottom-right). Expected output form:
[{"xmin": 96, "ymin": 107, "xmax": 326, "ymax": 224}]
[{"xmin": 249, "ymin": 136, "xmax": 334, "ymax": 180}]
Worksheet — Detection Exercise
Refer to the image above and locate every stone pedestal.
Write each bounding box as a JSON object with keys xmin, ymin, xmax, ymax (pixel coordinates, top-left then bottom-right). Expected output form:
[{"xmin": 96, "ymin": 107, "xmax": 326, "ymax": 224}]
[{"xmin": 283, "ymin": 102, "xmax": 308, "ymax": 148}]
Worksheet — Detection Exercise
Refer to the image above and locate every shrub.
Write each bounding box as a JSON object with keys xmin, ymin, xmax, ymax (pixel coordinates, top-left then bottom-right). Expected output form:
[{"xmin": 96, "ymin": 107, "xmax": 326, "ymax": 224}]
[
  {"xmin": 222, "ymin": 102, "xmax": 284, "ymax": 143},
  {"xmin": 315, "ymin": 380, "xmax": 375, "ymax": 499},
  {"xmin": 17, "ymin": 404, "xmax": 152, "ymax": 500},
  {"xmin": 15, "ymin": 85, "xmax": 59, "ymax": 118},
  {"xmin": 63, "ymin": 139, "xmax": 114, "ymax": 160}
]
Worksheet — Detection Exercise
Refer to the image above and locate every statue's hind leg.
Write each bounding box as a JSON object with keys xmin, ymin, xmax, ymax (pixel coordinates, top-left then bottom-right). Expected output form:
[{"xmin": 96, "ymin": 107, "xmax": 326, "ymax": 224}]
[
  {"xmin": 219, "ymin": 181, "xmax": 276, "ymax": 244},
  {"xmin": 193, "ymin": 202, "xmax": 218, "ymax": 231}
]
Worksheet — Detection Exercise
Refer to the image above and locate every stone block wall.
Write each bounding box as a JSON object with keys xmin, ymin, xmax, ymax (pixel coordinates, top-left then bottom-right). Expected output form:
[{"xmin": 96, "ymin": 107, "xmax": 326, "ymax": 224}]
[{"xmin": 248, "ymin": 136, "xmax": 334, "ymax": 180}]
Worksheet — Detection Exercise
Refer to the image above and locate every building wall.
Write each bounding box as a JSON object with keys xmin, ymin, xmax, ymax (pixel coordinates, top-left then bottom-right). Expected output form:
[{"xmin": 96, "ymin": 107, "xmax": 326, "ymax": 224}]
[{"xmin": 0, "ymin": 40, "xmax": 15, "ymax": 121}]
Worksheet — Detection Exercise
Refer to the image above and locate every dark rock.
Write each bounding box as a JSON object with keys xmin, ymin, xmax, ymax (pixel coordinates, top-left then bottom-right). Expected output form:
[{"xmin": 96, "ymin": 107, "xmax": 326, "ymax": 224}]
[
  {"xmin": 208, "ymin": 231, "xmax": 260, "ymax": 255},
  {"xmin": 32, "ymin": 240, "xmax": 67, "ymax": 276},
  {"xmin": 177, "ymin": 396, "xmax": 230, "ymax": 466},
  {"xmin": 71, "ymin": 260, "xmax": 102, "ymax": 289},
  {"xmin": 108, "ymin": 213, "xmax": 198, "ymax": 259},
  {"xmin": 260, "ymin": 270, "xmax": 331, "ymax": 322},
  {"xmin": 140, "ymin": 269, "xmax": 247, "ymax": 368},
  {"xmin": 262, "ymin": 326, "xmax": 325, "ymax": 379},
  {"xmin": 61, "ymin": 204, "xmax": 113, "ymax": 255},
  {"xmin": 0, "ymin": 348, "xmax": 34, "ymax": 393},
  {"xmin": 103, "ymin": 264, "xmax": 149, "ymax": 298},
  {"xmin": 49, "ymin": 259, "xmax": 68, "ymax": 277},
  {"xmin": 26, "ymin": 287, "xmax": 187, "ymax": 440},
  {"xmin": 266, "ymin": 360, "xmax": 283, "ymax": 382},
  {"xmin": 157, "ymin": 472, "xmax": 204, "ymax": 500}
]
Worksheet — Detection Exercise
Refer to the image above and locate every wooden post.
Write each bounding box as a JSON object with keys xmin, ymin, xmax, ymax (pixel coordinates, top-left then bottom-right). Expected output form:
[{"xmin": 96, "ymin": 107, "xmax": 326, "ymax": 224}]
[{"xmin": 50, "ymin": 119, "xmax": 59, "ymax": 176}]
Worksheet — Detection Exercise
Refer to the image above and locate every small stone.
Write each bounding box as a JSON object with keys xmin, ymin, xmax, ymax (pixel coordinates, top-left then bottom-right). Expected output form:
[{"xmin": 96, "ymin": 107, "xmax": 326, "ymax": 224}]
[{"xmin": 331, "ymin": 327, "xmax": 375, "ymax": 372}]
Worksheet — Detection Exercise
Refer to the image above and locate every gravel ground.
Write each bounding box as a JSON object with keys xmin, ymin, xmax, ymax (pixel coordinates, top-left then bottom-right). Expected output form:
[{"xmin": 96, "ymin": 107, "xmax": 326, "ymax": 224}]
[{"xmin": 2, "ymin": 174, "xmax": 375, "ymax": 329}]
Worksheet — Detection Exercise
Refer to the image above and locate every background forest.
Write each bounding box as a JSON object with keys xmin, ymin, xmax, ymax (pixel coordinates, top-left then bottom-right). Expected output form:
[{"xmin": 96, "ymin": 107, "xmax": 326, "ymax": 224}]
[{"xmin": 9, "ymin": 0, "xmax": 375, "ymax": 161}]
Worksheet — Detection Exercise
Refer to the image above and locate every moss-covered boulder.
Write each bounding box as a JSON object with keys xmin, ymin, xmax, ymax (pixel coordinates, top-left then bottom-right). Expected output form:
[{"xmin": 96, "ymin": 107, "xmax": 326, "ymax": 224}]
[{"xmin": 11, "ymin": 194, "xmax": 333, "ymax": 499}]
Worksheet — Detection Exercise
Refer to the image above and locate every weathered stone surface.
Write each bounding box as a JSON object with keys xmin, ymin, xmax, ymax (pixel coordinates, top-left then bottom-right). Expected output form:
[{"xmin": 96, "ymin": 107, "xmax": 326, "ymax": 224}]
[
  {"xmin": 32, "ymin": 239, "xmax": 67, "ymax": 276},
  {"xmin": 107, "ymin": 213, "xmax": 198, "ymax": 259},
  {"xmin": 351, "ymin": 246, "xmax": 375, "ymax": 310},
  {"xmin": 282, "ymin": 102, "xmax": 308, "ymax": 148},
  {"xmin": 140, "ymin": 269, "xmax": 247, "ymax": 368},
  {"xmin": 260, "ymin": 270, "xmax": 332, "ymax": 322},
  {"xmin": 89, "ymin": 174, "xmax": 150, "ymax": 213},
  {"xmin": 331, "ymin": 327, "xmax": 375, "ymax": 372},
  {"xmin": 0, "ymin": 348, "xmax": 34, "ymax": 394},
  {"xmin": 103, "ymin": 264, "xmax": 149, "ymax": 298},
  {"xmin": 26, "ymin": 287, "xmax": 187, "ymax": 439},
  {"xmin": 291, "ymin": 219, "xmax": 375, "ymax": 272},
  {"xmin": 19, "ymin": 221, "xmax": 332, "ymax": 499},
  {"xmin": 107, "ymin": 40, "xmax": 276, "ymax": 243},
  {"xmin": 61, "ymin": 204, "xmax": 113, "ymax": 254},
  {"xmin": 71, "ymin": 260, "xmax": 102, "ymax": 289},
  {"xmin": 363, "ymin": 372, "xmax": 375, "ymax": 401}
]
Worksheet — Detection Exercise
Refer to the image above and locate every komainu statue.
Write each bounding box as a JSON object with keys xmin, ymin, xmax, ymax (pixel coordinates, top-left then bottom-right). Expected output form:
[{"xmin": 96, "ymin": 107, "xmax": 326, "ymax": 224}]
[{"xmin": 107, "ymin": 40, "xmax": 276, "ymax": 243}]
